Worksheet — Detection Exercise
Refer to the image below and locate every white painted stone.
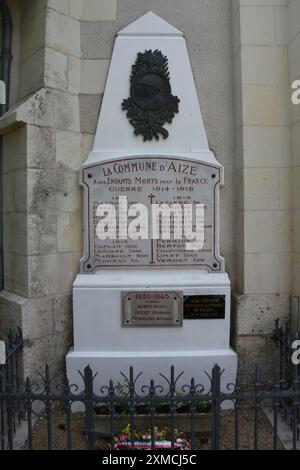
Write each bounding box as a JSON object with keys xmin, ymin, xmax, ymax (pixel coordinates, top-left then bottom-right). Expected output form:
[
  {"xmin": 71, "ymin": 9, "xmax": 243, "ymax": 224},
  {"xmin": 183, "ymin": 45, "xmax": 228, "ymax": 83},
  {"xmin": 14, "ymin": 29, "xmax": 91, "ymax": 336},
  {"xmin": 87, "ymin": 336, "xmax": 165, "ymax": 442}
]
[
  {"xmin": 67, "ymin": 350, "xmax": 238, "ymax": 399},
  {"xmin": 72, "ymin": 272, "xmax": 231, "ymax": 351},
  {"xmin": 88, "ymin": 12, "xmax": 212, "ymax": 162},
  {"xmin": 118, "ymin": 11, "xmax": 183, "ymax": 37}
]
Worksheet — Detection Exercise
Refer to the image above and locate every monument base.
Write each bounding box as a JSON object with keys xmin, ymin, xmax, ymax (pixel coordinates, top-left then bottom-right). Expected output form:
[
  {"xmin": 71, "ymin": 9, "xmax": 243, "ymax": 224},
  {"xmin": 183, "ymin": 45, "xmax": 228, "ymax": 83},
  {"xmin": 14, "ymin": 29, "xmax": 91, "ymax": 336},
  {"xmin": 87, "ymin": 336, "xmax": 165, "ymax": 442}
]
[
  {"xmin": 66, "ymin": 270, "xmax": 237, "ymax": 399},
  {"xmin": 66, "ymin": 347, "xmax": 237, "ymax": 393}
]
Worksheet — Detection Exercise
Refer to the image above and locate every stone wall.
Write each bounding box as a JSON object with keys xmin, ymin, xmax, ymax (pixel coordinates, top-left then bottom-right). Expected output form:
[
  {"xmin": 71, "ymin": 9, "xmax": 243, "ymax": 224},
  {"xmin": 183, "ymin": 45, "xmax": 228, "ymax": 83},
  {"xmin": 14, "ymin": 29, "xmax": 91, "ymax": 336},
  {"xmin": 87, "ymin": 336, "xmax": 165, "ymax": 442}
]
[
  {"xmin": 232, "ymin": 0, "xmax": 293, "ymax": 381},
  {"xmin": 0, "ymin": 0, "xmax": 82, "ymax": 378}
]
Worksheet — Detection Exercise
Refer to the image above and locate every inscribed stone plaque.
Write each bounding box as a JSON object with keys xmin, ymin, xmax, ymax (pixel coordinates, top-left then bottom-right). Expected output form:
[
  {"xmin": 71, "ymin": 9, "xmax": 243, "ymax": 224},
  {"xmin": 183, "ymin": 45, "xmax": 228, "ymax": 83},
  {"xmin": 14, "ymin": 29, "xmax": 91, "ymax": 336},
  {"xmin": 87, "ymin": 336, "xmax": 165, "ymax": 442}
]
[
  {"xmin": 80, "ymin": 156, "xmax": 223, "ymax": 272},
  {"xmin": 122, "ymin": 291, "xmax": 183, "ymax": 327},
  {"xmin": 183, "ymin": 295, "xmax": 225, "ymax": 320}
]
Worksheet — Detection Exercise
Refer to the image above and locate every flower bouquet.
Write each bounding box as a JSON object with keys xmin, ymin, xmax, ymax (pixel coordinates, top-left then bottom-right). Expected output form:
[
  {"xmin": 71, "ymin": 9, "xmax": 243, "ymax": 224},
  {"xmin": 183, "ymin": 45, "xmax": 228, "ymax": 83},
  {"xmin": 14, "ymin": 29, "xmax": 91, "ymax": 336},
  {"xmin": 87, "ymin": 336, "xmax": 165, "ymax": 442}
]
[{"xmin": 110, "ymin": 425, "xmax": 191, "ymax": 450}]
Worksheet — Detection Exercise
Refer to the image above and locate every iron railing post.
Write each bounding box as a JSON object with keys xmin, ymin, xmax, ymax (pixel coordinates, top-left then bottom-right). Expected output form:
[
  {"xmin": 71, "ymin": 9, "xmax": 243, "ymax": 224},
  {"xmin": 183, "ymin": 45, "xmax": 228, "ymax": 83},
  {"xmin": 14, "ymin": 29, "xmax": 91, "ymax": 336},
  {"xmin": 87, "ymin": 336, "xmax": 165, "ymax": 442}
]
[
  {"xmin": 25, "ymin": 377, "xmax": 33, "ymax": 450},
  {"xmin": 292, "ymin": 362, "xmax": 299, "ymax": 449},
  {"xmin": 5, "ymin": 360, "xmax": 13, "ymax": 449},
  {"xmin": 84, "ymin": 365, "xmax": 95, "ymax": 450},
  {"xmin": 211, "ymin": 364, "xmax": 221, "ymax": 450}
]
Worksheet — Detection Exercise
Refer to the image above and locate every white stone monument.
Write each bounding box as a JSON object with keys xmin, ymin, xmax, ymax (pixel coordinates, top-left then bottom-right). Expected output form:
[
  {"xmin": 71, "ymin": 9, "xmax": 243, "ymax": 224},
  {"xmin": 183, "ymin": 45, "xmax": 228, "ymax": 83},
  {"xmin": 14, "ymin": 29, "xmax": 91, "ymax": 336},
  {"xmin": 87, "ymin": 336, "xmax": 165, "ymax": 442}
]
[{"xmin": 66, "ymin": 12, "xmax": 237, "ymax": 391}]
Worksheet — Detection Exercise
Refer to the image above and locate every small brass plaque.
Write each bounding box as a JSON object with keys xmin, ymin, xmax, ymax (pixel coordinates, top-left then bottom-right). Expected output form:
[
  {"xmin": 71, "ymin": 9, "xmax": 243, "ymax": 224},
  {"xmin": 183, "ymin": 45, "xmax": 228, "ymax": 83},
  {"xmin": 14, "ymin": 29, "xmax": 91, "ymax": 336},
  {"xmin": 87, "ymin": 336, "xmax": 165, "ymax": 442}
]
[{"xmin": 122, "ymin": 291, "xmax": 183, "ymax": 327}]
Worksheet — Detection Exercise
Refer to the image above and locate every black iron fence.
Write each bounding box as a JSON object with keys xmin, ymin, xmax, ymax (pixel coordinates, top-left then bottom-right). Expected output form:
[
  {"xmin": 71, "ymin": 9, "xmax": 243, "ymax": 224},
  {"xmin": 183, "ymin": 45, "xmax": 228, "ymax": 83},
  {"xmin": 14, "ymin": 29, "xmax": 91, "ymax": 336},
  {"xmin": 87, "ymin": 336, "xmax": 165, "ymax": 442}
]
[
  {"xmin": 0, "ymin": 362, "xmax": 299, "ymax": 450},
  {"xmin": 275, "ymin": 322, "xmax": 300, "ymax": 384},
  {"xmin": 274, "ymin": 322, "xmax": 300, "ymax": 440},
  {"xmin": 0, "ymin": 326, "xmax": 299, "ymax": 450},
  {"xmin": 0, "ymin": 328, "xmax": 23, "ymax": 449}
]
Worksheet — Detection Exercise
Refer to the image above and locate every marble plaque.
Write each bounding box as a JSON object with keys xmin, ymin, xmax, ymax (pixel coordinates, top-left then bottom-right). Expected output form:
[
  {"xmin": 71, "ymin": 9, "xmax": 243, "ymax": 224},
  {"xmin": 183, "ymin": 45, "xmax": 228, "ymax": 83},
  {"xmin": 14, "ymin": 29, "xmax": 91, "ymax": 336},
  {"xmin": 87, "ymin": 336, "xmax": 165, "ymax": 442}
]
[
  {"xmin": 80, "ymin": 156, "xmax": 223, "ymax": 272},
  {"xmin": 122, "ymin": 291, "xmax": 183, "ymax": 327}
]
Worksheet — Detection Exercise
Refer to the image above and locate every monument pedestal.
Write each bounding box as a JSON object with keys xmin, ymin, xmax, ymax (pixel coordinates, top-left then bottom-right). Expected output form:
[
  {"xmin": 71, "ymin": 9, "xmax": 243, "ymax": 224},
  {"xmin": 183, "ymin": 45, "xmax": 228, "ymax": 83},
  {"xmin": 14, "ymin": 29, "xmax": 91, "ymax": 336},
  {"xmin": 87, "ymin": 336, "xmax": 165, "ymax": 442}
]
[{"xmin": 66, "ymin": 270, "xmax": 237, "ymax": 390}]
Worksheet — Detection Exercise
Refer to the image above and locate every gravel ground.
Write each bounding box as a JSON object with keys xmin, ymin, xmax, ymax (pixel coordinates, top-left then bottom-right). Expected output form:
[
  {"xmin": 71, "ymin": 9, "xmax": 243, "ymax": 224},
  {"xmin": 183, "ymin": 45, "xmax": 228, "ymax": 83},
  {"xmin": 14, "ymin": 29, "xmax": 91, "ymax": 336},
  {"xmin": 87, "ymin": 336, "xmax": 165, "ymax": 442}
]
[
  {"xmin": 219, "ymin": 408, "xmax": 283, "ymax": 450},
  {"xmin": 22, "ymin": 413, "xmax": 107, "ymax": 450},
  {"xmin": 23, "ymin": 407, "xmax": 283, "ymax": 450}
]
